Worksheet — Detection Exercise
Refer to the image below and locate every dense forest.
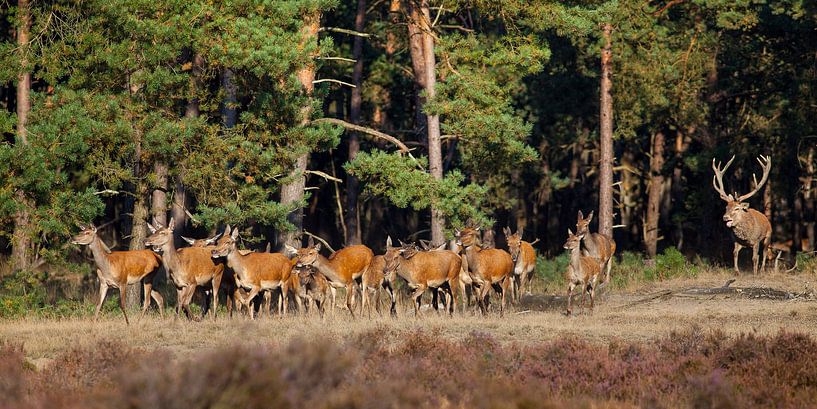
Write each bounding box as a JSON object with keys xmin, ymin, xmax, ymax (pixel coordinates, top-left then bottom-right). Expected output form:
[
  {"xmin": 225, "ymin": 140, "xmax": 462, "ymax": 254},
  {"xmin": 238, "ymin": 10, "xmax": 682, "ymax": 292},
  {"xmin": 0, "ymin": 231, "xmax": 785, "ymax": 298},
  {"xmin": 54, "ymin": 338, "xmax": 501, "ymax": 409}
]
[{"xmin": 1, "ymin": 0, "xmax": 816, "ymax": 279}]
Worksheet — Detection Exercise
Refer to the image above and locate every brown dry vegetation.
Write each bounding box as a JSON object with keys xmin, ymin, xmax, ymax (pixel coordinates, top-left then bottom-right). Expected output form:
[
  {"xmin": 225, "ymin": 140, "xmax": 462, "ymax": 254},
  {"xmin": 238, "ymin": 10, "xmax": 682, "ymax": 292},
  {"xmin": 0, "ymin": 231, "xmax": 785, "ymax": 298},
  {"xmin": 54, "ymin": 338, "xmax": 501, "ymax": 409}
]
[{"xmin": 2, "ymin": 270, "xmax": 817, "ymax": 408}]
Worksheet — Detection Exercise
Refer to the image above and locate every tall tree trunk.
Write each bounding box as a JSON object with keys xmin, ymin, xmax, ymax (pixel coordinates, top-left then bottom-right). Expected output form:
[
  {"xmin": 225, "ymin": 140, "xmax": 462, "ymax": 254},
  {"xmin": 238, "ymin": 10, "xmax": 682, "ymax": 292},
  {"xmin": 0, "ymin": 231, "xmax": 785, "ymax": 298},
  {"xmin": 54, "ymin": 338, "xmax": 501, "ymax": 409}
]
[
  {"xmin": 172, "ymin": 53, "xmax": 204, "ymax": 243},
  {"xmin": 419, "ymin": 0, "xmax": 444, "ymax": 246},
  {"xmin": 645, "ymin": 131, "xmax": 665, "ymax": 258},
  {"xmin": 151, "ymin": 162, "xmax": 168, "ymax": 227},
  {"xmin": 344, "ymin": 0, "xmax": 366, "ymax": 246},
  {"xmin": 598, "ymin": 23, "xmax": 614, "ymax": 238},
  {"xmin": 11, "ymin": 0, "xmax": 32, "ymax": 272},
  {"xmin": 406, "ymin": 1, "xmax": 427, "ymax": 138},
  {"xmin": 277, "ymin": 13, "xmax": 319, "ymax": 250},
  {"xmin": 671, "ymin": 129, "xmax": 690, "ymax": 250}
]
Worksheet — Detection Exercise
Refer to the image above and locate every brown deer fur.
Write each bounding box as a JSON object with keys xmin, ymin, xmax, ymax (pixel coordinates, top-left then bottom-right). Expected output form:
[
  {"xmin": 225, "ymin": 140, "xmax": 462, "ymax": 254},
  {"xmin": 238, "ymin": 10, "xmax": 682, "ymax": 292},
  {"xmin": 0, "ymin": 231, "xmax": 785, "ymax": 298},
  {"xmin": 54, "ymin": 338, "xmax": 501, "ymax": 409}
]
[
  {"xmin": 563, "ymin": 229, "xmax": 602, "ymax": 316},
  {"xmin": 712, "ymin": 155, "xmax": 773, "ymax": 274},
  {"xmin": 145, "ymin": 218, "xmax": 224, "ymax": 320},
  {"xmin": 293, "ymin": 264, "xmax": 330, "ymax": 318},
  {"xmin": 383, "ymin": 237, "xmax": 461, "ymax": 316},
  {"xmin": 503, "ymin": 227, "xmax": 536, "ymax": 303},
  {"xmin": 72, "ymin": 224, "xmax": 164, "ymax": 324},
  {"xmin": 184, "ymin": 233, "xmax": 247, "ymax": 318},
  {"xmin": 210, "ymin": 226, "xmax": 293, "ymax": 318},
  {"xmin": 288, "ymin": 238, "xmax": 373, "ymax": 319},
  {"xmin": 361, "ymin": 255, "xmax": 396, "ymax": 317},
  {"xmin": 454, "ymin": 227, "xmax": 514, "ymax": 317},
  {"xmin": 575, "ymin": 211, "xmax": 616, "ymax": 284}
]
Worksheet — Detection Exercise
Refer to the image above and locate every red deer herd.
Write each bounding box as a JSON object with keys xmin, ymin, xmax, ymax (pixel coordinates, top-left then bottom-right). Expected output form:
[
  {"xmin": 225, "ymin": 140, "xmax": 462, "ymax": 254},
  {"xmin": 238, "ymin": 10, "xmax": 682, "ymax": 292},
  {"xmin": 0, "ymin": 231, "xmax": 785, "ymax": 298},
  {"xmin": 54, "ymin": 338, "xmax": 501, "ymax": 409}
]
[{"xmin": 72, "ymin": 154, "xmax": 773, "ymax": 323}]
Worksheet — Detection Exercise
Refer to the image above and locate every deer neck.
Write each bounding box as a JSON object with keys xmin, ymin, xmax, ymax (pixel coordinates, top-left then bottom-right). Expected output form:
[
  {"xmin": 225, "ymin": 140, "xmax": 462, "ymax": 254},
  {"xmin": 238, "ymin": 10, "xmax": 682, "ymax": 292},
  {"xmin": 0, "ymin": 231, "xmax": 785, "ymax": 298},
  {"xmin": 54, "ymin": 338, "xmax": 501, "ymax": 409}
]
[
  {"xmin": 158, "ymin": 239, "xmax": 182, "ymax": 278},
  {"xmin": 464, "ymin": 244, "xmax": 482, "ymax": 272},
  {"xmin": 88, "ymin": 236, "xmax": 113, "ymax": 275},
  {"xmin": 226, "ymin": 248, "xmax": 250, "ymax": 279},
  {"xmin": 569, "ymin": 245, "xmax": 583, "ymax": 273},
  {"xmin": 312, "ymin": 254, "xmax": 344, "ymax": 284}
]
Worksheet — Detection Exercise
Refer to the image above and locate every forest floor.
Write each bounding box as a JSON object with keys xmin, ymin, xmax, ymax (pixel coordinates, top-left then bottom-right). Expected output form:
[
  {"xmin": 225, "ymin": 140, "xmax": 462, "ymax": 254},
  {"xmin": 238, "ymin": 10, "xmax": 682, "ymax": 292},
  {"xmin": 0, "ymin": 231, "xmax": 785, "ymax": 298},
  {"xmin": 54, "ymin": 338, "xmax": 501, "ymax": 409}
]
[{"xmin": 3, "ymin": 269, "xmax": 816, "ymax": 368}]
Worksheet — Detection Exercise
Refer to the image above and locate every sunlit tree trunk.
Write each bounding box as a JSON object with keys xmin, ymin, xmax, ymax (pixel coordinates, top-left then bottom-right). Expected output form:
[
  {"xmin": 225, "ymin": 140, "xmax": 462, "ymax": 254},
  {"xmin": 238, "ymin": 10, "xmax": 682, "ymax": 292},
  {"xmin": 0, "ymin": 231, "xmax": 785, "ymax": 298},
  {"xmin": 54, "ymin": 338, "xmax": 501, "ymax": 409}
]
[
  {"xmin": 12, "ymin": 0, "xmax": 32, "ymax": 272},
  {"xmin": 419, "ymin": 0, "xmax": 444, "ymax": 246},
  {"xmin": 598, "ymin": 23, "xmax": 614, "ymax": 238},
  {"xmin": 277, "ymin": 12, "xmax": 319, "ymax": 250}
]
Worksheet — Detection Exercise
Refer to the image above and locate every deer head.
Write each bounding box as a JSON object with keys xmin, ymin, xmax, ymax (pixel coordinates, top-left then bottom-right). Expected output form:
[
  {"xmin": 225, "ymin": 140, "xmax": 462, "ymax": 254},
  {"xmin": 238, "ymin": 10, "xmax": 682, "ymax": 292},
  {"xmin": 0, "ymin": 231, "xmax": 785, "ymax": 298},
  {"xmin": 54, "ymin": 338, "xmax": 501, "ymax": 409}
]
[
  {"xmin": 712, "ymin": 155, "xmax": 771, "ymax": 228},
  {"xmin": 575, "ymin": 210, "xmax": 594, "ymax": 237},
  {"xmin": 144, "ymin": 218, "xmax": 176, "ymax": 250},
  {"xmin": 181, "ymin": 232, "xmax": 222, "ymax": 247},
  {"xmin": 563, "ymin": 228, "xmax": 583, "ymax": 250},
  {"xmin": 383, "ymin": 237, "xmax": 418, "ymax": 275},
  {"xmin": 210, "ymin": 225, "xmax": 239, "ymax": 258},
  {"xmin": 503, "ymin": 227, "xmax": 523, "ymax": 262},
  {"xmin": 454, "ymin": 226, "xmax": 481, "ymax": 247},
  {"xmin": 292, "ymin": 235, "xmax": 321, "ymax": 268},
  {"xmin": 71, "ymin": 223, "xmax": 98, "ymax": 245}
]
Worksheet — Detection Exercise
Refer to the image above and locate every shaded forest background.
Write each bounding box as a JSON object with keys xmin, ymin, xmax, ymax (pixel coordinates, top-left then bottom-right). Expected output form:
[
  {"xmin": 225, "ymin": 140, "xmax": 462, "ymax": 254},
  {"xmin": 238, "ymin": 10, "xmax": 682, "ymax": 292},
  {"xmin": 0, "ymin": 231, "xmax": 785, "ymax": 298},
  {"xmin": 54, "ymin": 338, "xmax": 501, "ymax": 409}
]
[{"xmin": 1, "ymin": 0, "xmax": 816, "ymax": 278}]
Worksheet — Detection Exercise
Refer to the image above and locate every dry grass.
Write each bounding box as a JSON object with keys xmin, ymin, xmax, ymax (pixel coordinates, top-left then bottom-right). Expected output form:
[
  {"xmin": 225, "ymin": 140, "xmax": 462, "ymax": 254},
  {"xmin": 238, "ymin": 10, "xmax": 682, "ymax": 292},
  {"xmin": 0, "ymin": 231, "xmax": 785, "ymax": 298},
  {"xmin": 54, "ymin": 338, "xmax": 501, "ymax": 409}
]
[{"xmin": 3, "ymin": 270, "xmax": 817, "ymax": 364}]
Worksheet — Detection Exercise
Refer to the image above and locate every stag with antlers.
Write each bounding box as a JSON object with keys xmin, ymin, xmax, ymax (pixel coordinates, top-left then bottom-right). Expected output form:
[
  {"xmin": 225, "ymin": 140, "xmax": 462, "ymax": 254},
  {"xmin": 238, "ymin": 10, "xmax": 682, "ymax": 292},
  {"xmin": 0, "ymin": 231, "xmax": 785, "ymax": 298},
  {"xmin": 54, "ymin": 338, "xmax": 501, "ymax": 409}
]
[{"xmin": 711, "ymin": 155, "xmax": 773, "ymax": 274}]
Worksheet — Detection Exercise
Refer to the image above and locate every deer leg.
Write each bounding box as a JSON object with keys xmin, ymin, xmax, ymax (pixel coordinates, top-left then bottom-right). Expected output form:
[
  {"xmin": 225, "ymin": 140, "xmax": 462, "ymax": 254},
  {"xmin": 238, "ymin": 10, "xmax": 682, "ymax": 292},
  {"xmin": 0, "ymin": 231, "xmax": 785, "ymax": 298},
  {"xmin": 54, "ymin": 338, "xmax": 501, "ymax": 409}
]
[
  {"xmin": 411, "ymin": 285, "xmax": 427, "ymax": 317},
  {"xmin": 566, "ymin": 282, "xmax": 576, "ymax": 316},
  {"xmin": 386, "ymin": 282, "xmax": 397, "ymax": 317},
  {"xmin": 150, "ymin": 289, "xmax": 164, "ymax": 319},
  {"xmin": 345, "ymin": 283, "xmax": 357, "ymax": 319},
  {"xmin": 580, "ymin": 281, "xmax": 587, "ymax": 315},
  {"xmin": 281, "ymin": 282, "xmax": 289, "ymax": 316},
  {"xmin": 589, "ymin": 282, "xmax": 596, "ymax": 314},
  {"xmin": 94, "ymin": 280, "xmax": 109, "ymax": 322},
  {"xmin": 752, "ymin": 242, "xmax": 761, "ymax": 275},
  {"xmin": 605, "ymin": 258, "xmax": 613, "ymax": 284},
  {"xmin": 330, "ymin": 286, "xmax": 338, "ymax": 318},
  {"xmin": 118, "ymin": 286, "xmax": 130, "ymax": 325},
  {"xmin": 244, "ymin": 287, "xmax": 260, "ymax": 319},
  {"xmin": 181, "ymin": 286, "xmax": 198, "ymax": 321},
  {"xmin": 733, "ymin": 243, "xmax": 743, "ymax": 274},
  {"xmin": 139, "ymin": 280, "xmax": 153, "ymax": 321},
  {"xmin": 211, "ymin": 274, "xmax": 222, "ymax": 319}
]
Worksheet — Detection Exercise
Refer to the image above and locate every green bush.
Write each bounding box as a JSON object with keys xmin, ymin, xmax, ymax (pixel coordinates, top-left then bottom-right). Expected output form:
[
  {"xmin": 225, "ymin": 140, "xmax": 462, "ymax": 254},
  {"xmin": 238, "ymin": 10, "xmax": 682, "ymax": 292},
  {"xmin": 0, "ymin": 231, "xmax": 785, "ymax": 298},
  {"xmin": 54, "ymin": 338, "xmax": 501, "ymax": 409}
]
[
  {"xmin": 611, "ymin": 247, "xmax": 700, "ymax": 288},
  {"xmin": 651, "ymin": 247, "xmax": 699, "ymax": 280},
  {"xmin": 535, "ymin": 253, "xmax": 568, "ymax": 292}
]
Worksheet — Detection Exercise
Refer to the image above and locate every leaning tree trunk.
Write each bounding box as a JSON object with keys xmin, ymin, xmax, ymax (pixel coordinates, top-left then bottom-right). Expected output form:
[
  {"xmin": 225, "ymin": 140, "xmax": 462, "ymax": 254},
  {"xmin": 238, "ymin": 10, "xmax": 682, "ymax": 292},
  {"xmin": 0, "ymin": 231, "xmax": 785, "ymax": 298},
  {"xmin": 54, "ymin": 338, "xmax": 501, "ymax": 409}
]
[
  {"xmin": 277, "ymin": 12, "xmax": 320, "ymax": 250},
  {"xmin": 11, "ymin": 0, "xmax": 32, "ymax": 272},
  {"xmin": 645, "ymin": 131, "xmax": 665, "ymax": 258},
  {"xmin": 344, "ymin": 0, "xmax": 366, "ymax": 246},
  {"xmin": 598, "ymin": 23, "xmax": 614, "ymax": 238}
]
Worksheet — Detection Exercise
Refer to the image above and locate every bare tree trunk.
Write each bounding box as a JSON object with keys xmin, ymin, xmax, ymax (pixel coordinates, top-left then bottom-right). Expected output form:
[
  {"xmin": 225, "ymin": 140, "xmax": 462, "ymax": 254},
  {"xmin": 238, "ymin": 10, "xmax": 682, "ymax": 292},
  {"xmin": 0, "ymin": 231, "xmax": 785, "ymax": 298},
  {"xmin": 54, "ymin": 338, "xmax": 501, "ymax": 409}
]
[
  {"xmin": 419, "ymin": 0, "xmax": 444, "ymax": 246},
  {"xmin": 598, "ymin": 23, "xmax": 614, "ymax": 238},
  {"xmin": 645, "ymin": 132, "xmax": 665, "ymax": 258},
  {"xmin": 406, "ymin": 0, "xmax": 427, "ymax": 138},
  {"xmin": 11, "ymin": 0, "xmax": 32, "ymax": 272},
  {"xmin": 151, "ymin": 162, "xmax": 168, "ymax": 227},
  {"xmin": 671, "ymin": 129, "xmax": 690, "ymax": 250},
  {"xmin": 344, "ymin": 0, "xmax": 366, "ymax": 246},
  {"xmin": 277, "ymin": 13, "xmax": 319, "ymax": 250}
]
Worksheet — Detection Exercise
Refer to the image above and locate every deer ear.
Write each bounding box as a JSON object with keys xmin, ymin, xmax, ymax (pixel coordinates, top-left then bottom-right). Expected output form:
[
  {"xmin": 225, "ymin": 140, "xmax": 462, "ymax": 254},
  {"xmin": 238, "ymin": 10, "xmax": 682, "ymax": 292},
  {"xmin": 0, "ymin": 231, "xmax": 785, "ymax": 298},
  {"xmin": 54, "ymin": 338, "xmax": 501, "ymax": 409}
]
[
  {"xmin": 503, "ymin": 227, "xmax": 511, "ymax": 237},
  {"xmin": 577, "ymin": 210, "xmax": 584, "ymax": 220},
  {"xmin": 181, "ymin": 236, "xmax": 195, "ymax": 245},
  {"xmin": 89, "ymin": 223, "xmax": 97, "ymax": 232},
  {"xmin": 207, "ymin": 233, "xmax": 222, "ymax": 245},
  {"xmin": 307, "ymin": 235, "xmax": 314, "ymax": 248},
  {"xmin": 587, "ymin": 210, "xmax": 594, "ymax": 221},
  {"xmin": 231, "ymin": 227, "xmax": 239, "ymax": 240},
  {"xmin": 168, "ymin": 217, "xmax": 175, "ymax": 230},
  {"xmin": 567, "ymin": 228, "xmax": 574, "ymax": 236},
  {"xmin": 224, "ymin": 225, "xmax": 231, "ymax": 236},
  {"xmin": 386, "ymin": 236, "xmax": 393, "ymax": 248},
  {"xmin": 454, "ymin": 229, "xmax": 460, "ymax": 237},
  {"xmin": 314, "ymin": 243, "xmax": 322, "ymax": 252},
  {"xmin": 147, "ymin": 222, "xmax": 157, "ymax": 234},
  {"xmin": 284, "ymin": 244, "xmax": 297, "ymax": 258},
  {"xmin": 516, "ymin": 228, "xmax": 521, "ymax": 236}
]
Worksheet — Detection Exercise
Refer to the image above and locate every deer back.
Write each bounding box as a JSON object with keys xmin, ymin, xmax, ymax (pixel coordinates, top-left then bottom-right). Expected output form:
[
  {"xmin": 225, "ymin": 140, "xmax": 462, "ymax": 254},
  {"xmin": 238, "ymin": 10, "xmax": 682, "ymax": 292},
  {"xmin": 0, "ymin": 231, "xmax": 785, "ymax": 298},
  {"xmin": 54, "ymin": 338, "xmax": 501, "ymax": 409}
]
[
  {"xmin": 106, "ymin": 250, "xmax": 162, "ymax": 283},
  {"xmin": 324, "ymin": 245, "xmax": 374, "ymax": 282},
  {"xmin": 364, "ymin": 255, "xmax": 386, "ymax": 288},
  {"xmin": 579, "ymin": 256, "xmax": 602, "ymax": 281},
  {"xmin": 732, "ymin": 208, "xmax": 772, "ymax": 244},
  {"xmin": 520, "ymin": 241, "xmax": 536, "ymax": 268},
  {"xmin": 402, "ymin": 250, "xmax": 461, "ymax": 285},
  {"xmin": 587, "ymin": 233, "xmax": 615, "ymax": 262},
  {"xmin": 471, "ymin": 248, "xmax": 513, "ymax": 283},
  {"xmin": 235, "ymin": 252, "xmax": 293, "ymax": 285},
  {"xmin": 174, "ymin": 247, "xmax": 222, "ymax": 284}
]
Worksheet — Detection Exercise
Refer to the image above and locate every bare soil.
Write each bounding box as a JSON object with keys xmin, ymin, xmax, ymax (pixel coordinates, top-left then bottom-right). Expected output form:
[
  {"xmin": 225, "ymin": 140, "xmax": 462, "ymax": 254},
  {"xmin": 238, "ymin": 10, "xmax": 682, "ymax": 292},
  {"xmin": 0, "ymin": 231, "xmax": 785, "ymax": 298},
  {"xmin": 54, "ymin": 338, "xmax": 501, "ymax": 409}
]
[{"xmin": 3, "ymin": 270, "xmax": 816, "ymax": 366}]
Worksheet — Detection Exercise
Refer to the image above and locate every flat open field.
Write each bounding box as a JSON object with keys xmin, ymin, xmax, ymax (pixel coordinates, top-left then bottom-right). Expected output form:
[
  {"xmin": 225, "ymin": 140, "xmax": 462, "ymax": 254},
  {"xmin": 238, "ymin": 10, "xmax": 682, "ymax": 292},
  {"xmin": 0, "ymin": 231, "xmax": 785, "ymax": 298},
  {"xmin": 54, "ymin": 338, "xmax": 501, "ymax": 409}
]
[{"xmin": 4, "ymin": 270, "xmax": 816, "ymax": 364}]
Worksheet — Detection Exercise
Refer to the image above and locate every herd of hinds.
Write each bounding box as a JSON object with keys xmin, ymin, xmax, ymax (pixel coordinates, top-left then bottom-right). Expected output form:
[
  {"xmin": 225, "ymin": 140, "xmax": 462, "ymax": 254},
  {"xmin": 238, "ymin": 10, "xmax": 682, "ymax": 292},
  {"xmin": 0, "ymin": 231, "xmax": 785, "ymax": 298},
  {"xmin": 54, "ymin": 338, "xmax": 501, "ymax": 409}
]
[{"xmin": 71, "ymin": 154, "xmax": 773, "ymax": 323}]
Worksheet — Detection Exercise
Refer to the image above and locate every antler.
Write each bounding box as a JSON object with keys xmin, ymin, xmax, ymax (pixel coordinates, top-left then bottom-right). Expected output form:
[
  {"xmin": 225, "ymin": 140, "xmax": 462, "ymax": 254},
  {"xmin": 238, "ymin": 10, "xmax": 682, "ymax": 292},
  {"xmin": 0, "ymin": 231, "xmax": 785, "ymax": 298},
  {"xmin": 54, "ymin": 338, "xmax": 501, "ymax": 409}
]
[
  {"xmin": 711, "ymin": 155, "xmax": 736, "ymax": 201},
  {"xmin": 736, "ymin": 155, "xmax": 771, "ymax": 202}
]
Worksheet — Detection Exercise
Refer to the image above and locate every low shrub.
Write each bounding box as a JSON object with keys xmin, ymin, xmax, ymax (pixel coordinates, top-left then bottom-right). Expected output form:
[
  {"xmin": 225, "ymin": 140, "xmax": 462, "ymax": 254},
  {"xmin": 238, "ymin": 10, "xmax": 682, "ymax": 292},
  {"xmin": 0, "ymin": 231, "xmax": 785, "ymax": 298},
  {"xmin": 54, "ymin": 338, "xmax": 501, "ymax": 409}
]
[
  {"xmin": 536, "ymin": 253, "xmax": 569, "ymax": 292},
  {"xmin": 5, "ymin": 328, "xmax": 817, "ymax": 408}
]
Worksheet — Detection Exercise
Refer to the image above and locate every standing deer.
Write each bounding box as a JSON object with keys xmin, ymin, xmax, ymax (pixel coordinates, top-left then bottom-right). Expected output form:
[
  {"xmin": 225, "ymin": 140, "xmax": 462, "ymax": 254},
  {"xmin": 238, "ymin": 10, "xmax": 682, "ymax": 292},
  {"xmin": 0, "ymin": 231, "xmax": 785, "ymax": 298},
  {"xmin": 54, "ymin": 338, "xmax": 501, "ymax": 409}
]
[
  {"xmin": 360, "ymin": 255, "xmax": 396, "ymax": 317},
  {"xmin": 454, "ymin": 227, "xmax": 514, "ymax": 317},
  {"xmin": 383, "ymin": 237, "xmax": 461, "ymax": 316},
  {"xmin": 712, "ymin": 155, "xmax": 773, "ymax": 274},
  {"xmin": 288, "ymin": 237, "xmax": 373, "ymax": 318},
  {"xmin": 575, "ymin": 211, "xmax": 616, "ymax": 284},
  {"xmin": 72, "ymin": 224, "xmax": 164, "ymax": 324},
  {"xmin": 183, "ymin": 233, "xmax": 246, "ymax": 318},
  {"xmin": 563, "ymin": 229, "xmax": 602, "ymax": 316},
  {"xmin": 145, "ymin": 218, "xmax": 224, "ymax": 320},
  {"xmin": 503, "ymin": 227, "xmax": 536, "ymax": 302},
  {"xmin": 210, "ymin": 226, "xmax": 293, "ymax": 318},
  {"xmin": 292, "ymin": 264, "xmax": 330, "ymax": 318}
]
